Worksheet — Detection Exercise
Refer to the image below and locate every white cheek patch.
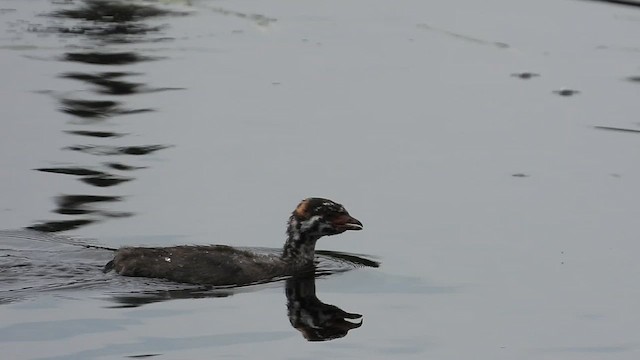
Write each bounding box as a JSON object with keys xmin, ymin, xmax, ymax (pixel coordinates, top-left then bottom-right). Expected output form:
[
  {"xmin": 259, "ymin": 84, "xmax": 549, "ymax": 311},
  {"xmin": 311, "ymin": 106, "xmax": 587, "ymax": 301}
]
[
  {"xmin": 300, "ymin": 215, "xmax": 322, "ymax": 232},
  {"xmin": 317, "ymin": 223, "xmax": 334, "ymax": 233}
]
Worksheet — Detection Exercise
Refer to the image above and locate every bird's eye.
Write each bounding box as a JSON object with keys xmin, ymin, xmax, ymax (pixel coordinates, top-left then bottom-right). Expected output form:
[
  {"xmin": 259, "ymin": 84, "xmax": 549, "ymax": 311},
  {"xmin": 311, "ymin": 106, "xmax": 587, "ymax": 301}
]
[
  {"xmin": 329, "ymin": 208, "xmax": 346, "ymax": 217},
  {"xmin": 318, "ymin": 208, "xmax": 338, "ymax": 217}
]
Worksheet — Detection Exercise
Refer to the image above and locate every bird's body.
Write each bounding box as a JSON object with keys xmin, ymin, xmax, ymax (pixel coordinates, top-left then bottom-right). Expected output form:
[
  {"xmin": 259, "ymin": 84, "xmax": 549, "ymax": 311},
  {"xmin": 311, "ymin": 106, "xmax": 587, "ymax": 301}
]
[
  {"xmin": 106, "ymin": 245, "xmax": 288, "ymax": 286},
  {"xmin": 105, "ymin": 198, "xmax": 362, "ymax": 286}
]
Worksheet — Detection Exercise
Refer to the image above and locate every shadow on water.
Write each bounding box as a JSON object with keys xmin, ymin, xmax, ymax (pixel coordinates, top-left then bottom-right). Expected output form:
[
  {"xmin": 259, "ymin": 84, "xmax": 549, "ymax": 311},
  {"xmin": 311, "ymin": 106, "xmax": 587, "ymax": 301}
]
[
  {"xmin": 0, "ymin": 230, "xmax": 379, "ymax": 342},
  {"xmin": 28, "ymin": 0, "xmax": 186, "ymax": 233}
]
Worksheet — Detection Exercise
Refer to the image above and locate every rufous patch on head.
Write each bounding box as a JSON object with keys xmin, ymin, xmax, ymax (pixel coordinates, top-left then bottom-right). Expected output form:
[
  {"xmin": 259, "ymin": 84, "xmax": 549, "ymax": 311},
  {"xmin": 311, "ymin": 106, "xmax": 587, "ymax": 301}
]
[{"xmin": 294, "ymin": 199, "xmax": 311, "ymax": 219}]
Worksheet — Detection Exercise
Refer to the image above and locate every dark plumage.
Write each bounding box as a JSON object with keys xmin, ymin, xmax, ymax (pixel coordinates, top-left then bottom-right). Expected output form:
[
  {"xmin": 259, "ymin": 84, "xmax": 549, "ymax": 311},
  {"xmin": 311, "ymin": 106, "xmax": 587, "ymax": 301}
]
[{"xmin": 105, "ymin": 198, "xmax": 362, "ymax": 286}]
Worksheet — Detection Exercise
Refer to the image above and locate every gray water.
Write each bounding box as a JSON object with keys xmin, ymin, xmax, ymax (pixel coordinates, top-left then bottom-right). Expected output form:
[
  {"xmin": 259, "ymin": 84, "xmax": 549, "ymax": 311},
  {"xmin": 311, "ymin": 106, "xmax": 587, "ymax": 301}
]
[{"xmin": 1, "ymin": 0, "xmax": 640, "ymax": 359}]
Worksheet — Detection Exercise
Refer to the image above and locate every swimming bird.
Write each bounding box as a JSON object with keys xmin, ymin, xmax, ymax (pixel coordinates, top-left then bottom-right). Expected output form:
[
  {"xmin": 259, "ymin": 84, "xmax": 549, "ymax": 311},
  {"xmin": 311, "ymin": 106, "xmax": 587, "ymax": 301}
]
[{"xmin": 104, "ymin": 198, "xmax": 363, "ymax": 286}]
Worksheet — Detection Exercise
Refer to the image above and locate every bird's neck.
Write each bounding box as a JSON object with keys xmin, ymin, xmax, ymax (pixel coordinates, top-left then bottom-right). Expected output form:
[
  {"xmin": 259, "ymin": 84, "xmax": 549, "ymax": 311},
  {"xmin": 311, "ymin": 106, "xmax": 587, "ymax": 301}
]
[{"xmin": 282, "ymin": 216, "xmax": 320, "ymax": 266}]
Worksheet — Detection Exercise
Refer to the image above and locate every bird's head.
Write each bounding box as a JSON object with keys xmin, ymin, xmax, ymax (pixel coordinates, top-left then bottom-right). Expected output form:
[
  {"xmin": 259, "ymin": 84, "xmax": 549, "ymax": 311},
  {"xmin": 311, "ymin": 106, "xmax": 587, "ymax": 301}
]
[{"xmin": 290, "ymin": 198, "xmax": 363, "ymax": 239}]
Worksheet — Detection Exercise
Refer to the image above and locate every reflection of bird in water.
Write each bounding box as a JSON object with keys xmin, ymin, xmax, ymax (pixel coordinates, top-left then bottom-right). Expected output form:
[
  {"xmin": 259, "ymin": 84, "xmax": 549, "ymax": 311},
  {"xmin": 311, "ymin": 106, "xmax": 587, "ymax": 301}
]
[
  {"xmin": 104, "ymin": 198, "xmax": 363, "ymax": 286},
  {"xmin": 286, "ymin": 275, "xmax": 363, "ymax": 341},
  {"xmin": 106, "ymin": 270, "xmax": 367, "ymax": 341}
]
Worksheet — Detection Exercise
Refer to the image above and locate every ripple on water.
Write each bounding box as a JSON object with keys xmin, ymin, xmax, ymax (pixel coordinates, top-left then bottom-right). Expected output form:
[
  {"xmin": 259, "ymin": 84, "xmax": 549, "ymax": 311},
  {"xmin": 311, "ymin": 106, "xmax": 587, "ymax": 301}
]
[{"xmin": 0, "ymin": 230, "xmax": 379, "ymax": 305}]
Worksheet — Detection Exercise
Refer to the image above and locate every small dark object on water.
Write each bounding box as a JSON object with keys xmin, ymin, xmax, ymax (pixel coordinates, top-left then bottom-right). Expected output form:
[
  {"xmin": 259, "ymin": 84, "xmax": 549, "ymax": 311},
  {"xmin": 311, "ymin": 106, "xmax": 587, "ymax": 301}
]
[
  {"xmin": 553, "ymin": 89, "xmax": 580, "ymax": 97},
  {"xmin": 511, "ymin": 72, "xmax": 539, "ymax": 79},
  {"xmin": 512, "ymin": 173, "xmax": 529, "ymax": 178},
  {"xmin": 105, "ymin": 198, "xmax": 364, "ymax": 286},
  {"xmin": 594, "ymin": 126, "xmax": 640, "ymax": 134},
  {"xmin": 126, "ymin": 354, "xmax": 161, "ymax": 359}
]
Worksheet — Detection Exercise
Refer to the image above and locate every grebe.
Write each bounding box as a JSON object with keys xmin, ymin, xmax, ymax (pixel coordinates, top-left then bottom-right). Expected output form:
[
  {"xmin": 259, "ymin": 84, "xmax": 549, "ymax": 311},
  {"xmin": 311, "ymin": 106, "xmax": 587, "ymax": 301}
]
[{"xmin": 104, "ymin": 198, "xmax": 363, "ymax": 286}]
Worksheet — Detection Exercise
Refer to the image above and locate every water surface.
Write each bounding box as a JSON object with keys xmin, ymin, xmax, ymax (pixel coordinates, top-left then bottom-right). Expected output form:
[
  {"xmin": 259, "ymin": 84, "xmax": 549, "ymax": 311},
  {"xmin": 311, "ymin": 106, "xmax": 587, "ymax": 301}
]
[{"xmin": 1, "ymin": 0, "xmax": 640, "ymax": 359}]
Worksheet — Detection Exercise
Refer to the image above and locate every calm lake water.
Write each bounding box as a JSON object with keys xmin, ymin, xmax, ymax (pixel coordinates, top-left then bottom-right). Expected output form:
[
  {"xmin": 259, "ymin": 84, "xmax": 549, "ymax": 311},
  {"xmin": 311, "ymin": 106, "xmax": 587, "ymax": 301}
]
[{"xmin": 1, "ymin": 0, "xmax": 640, "ymax": 359}]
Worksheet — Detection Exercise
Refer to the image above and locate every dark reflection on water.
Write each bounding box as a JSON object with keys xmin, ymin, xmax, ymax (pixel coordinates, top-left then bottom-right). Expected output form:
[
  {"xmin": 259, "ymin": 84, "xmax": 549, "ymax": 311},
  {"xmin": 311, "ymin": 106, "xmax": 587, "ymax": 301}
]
[
  {"xmin": 594, "ymin": 125, "xmax": 640, "ymax": 134},
  {"xmin": 37, "ymin": 167, "xmax": 106, "ymax": 176},
  {"xmin": 104, "ymin": 162, "xmax": 146, "ymax": 171},
  {"xmin": 286, "ymin": 275, "xmax": 363, "ymax": 341},
  {"xmin": 584, "ymin": 0, "xmax": 640, "ymax": 9},
  {"xmin": 60, "ymin": 98, "xmax": 153, "ymax": 118},
  {"xmin": 49, "ymin": 22, "xmax": 167, "ymax": 38},
  {"xmin": 64, "ymin": 51, "xmax": 158, "ymax": 65},
  {"xmin": 1, "ymin": 230, "xmax": 378, "ymax": 341},
  {"xmin": 65, "ymin": 144, "xmax": 171, "ymax": 155},
  {"xmin": 61, "ymin": 72, "xmax": 142, "ymax": 95},
  {"xmin": 104, "ymin": 250, "xmax": 377, "ymax": 341},
  {"xmin": 60, "ymin": 72, "xmax": 183, "ymax": 95},
  {"xmin": 29, "ymin": 0, "xmax": 185, "ymax": 232},
  {"xmin": 65, "ymin": 130, "xmax": 126, "ymax": 137},
  {"xmin": 56, "ymin": 194, "xmax": 121, "ymax": 214},
  {"xmin": 50, "ymin": 0, "xmax": 188, "ymax": 22},
  {"xmin": 29, "ymin": 194, "xmax": 132, "ymax": 232},
  {"xmin": 127, "ymin": 354, "xmax": 161, "ymax": 359},
  {"xmin": 36, "ymin": 164, "xmax": 134, "ymax": 186},
  {"xmin": 106, "ymin": 275, "xmax": 366, "ymax": 341},
  {"xmin": 81, "ymin": 175, "xmax": 133, "ymax": 187},
  {"xmin": 27, "ymin": 219, "xmax": 96, "ymax": 233},
  {"xmin": 36, "ymin": 167, "xmax": 133, "ymax": 187},
  {"xmin": 27, "ymin": 1, "xmax": 188, "ymax": 44}
]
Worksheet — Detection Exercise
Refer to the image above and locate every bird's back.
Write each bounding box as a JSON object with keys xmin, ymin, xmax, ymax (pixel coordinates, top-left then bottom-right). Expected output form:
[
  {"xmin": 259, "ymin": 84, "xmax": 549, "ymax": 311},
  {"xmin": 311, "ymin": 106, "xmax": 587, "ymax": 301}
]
[{"xmin": 107, "ymin": 245, "xmax": 288, "ymax": 286}]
